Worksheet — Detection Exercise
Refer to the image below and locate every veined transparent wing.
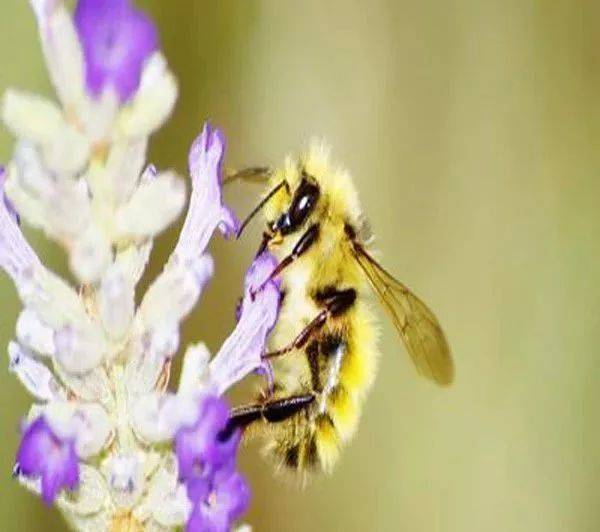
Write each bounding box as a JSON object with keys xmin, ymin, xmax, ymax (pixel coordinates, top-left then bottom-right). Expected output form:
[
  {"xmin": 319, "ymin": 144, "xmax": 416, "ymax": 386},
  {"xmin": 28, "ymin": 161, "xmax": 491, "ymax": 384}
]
[{"xmin": 352, "ymin": 243, "xmax": 454, "ymax": 385}]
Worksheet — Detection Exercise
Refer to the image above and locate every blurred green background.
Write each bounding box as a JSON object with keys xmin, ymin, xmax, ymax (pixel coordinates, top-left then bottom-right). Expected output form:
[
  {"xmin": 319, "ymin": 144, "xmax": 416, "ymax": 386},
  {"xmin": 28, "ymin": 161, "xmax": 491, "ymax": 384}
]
[{"xmin": 1, "ymin": 1, "xmax": 599, "ymax": 531}]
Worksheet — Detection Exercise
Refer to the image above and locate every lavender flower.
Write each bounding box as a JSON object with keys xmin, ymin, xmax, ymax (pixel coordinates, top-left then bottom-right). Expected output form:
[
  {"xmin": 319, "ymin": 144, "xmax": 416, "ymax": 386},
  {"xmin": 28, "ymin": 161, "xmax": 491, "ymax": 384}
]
[
  {"xmin": 16, "ymin": 416, "xmax": 79, "ymax": 505},
  {"xmin": 186, "ymin": 468, "xmax": 250, "ymax": 532},
  {"xmin": 175, "ymin": 396, "xmax": 236, "ymax": 483},
  {"xmin": 75, "ymin": 0, "xmax": 158, "ymax": 102},
  {"xmin": 1, "ymin": 2, "xmax": 281, "ymax": 530},
  {"xmin": 176, "ymin": 396, "xmax": 250, "ymax": 532}
]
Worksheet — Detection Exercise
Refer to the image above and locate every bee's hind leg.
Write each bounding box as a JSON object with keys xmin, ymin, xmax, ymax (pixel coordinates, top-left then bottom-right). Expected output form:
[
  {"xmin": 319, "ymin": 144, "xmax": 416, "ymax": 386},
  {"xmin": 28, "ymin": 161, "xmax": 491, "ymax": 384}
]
[{"xmin": 221, "ymin": 394, "xmax": 315, "ymax": 439}]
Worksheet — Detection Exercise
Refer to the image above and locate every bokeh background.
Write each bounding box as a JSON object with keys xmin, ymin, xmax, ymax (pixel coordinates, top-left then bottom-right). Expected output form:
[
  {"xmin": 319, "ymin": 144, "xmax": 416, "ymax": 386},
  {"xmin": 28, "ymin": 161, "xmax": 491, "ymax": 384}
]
[{"xmin": 1, "ymin": 1, "xmax": 599, "ymax": 531}]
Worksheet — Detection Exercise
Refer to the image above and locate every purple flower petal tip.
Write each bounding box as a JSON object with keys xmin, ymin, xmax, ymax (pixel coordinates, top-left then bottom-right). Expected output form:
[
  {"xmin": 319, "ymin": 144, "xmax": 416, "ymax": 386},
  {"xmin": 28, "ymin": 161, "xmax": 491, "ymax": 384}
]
[
  {"xmin": 74, "ymin": 0, "xmax": 159, "ymax": 102},
  {"xmin": 189, "ymin": 122, "xmax": 224, "ymax": 175},
  {"xmin": 16, "ymin": 416, "xmax": 79, "ymax": 505},
  {"xmin": 187, "ymin": 123, "xmax": 240, "ymax": 239},
  {"xmin": 218, "ymin": 205, "xmax": 240, "ymax": 239}
]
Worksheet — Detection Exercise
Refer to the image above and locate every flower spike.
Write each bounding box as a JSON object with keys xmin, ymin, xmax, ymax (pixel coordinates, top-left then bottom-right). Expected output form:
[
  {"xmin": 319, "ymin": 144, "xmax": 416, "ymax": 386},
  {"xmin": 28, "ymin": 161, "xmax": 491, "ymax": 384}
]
[{"xmin": 3, "ymin": 2, "xmax": 259, "ymax": 529}]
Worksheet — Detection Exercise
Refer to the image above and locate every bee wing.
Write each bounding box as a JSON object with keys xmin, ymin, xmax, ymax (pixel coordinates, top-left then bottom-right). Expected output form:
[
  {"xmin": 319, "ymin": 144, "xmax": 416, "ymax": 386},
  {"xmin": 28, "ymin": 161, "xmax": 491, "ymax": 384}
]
[{"xmin": 352, "ymin": 243, "xmax": 454, "ymax": 386}]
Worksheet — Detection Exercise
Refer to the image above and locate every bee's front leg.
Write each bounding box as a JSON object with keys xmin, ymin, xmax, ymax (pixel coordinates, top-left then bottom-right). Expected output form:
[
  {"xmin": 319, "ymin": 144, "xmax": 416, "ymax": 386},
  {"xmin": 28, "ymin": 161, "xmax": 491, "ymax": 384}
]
[{"xmin": 252, "ymin": 223, "xmax": 319, "ymax": 296}]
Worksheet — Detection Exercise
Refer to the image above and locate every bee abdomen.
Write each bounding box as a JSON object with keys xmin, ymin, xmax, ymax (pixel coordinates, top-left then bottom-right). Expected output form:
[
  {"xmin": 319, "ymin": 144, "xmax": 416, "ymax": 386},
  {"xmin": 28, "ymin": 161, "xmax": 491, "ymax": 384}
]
[
  {"xmin": 265, "ymin": 421, "xmax": 323, "ymax": 473},
  {"xmin": 265, "ymin": 302, "xmax": 379, "ymax": 474},
  {"xmin": 266, "ymin": 411, "xmax": 339, "ymax": 474},
  {"xmin": 268, "ymin": 384, "xmax": 358, "ymax": 474}
]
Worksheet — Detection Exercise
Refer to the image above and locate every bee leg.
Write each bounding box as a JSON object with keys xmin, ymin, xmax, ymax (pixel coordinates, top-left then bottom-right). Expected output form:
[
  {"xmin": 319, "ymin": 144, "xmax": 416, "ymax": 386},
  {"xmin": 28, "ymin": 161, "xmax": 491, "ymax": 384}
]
[
  {"xmin": 221, "ymin": 393, "xmax": 315, "ymax": 438},
  {"xmin": 255, "ymin": 231, "xmax": 273, "ymax": 257},
  {"xmin": 252, "ymin": 223, "xmax": 319, "ymax": 295},
  {"xmin": 264, "ymin": 309, "xmax": 328, "ymax": 359},
  {"xmin": 264, "ymin": 288, "xmax": 357, "ymax": 360}
]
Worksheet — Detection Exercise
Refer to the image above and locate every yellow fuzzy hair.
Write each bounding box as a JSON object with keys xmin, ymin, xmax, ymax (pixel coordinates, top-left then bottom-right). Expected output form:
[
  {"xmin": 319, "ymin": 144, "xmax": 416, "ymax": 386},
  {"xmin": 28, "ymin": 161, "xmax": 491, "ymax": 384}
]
[
  {"xmin": 254, "ymin": 141, "xmax": 382, "ymax": 476},
  {"xmin": 264, "ymin": 140, "xmax": 363, "ymax": 233}
]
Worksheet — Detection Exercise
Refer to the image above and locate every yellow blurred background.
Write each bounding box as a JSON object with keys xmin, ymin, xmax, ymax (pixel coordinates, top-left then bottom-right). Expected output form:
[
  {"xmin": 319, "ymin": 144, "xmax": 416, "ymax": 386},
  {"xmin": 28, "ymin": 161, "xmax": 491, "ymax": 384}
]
[{"xmin": 1, "ymin": 1, "xmax": 599, "ymax": 531}]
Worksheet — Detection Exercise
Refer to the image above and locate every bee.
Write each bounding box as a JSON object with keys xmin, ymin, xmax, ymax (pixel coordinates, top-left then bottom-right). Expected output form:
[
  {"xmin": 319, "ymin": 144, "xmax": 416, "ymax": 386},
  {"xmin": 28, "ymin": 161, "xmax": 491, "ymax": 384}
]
[{"xmin": 225, "ymin": 142, "xmax": 453, "ymax": 475}]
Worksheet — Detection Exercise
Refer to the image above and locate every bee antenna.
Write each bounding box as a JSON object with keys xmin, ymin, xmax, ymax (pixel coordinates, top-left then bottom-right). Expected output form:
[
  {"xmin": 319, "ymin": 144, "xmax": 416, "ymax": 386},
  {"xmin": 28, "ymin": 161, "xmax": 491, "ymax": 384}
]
[{"xmin": 237, "ymin": 180, "xmax": 287, "ymax": 239}]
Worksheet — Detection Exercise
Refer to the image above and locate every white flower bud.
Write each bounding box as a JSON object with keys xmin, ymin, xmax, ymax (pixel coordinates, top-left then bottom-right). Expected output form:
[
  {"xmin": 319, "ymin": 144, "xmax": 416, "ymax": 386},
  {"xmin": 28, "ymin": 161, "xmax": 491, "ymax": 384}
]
[
  {"xmin": 42, "ymin": 401, "xmax": 113, "ymax": 459},
  {"xmin": 178, "ymin": 342, "xmax": 211, "ymax": 396},
  {"xmin": 105, "ymin": 138, "xmax": 148, "ymax": 204},
  {"xmin": 2, "ymin": 90, "xmax": 63, "ymax": 144},
  {"xmin": 137, "ymin": 254, "xmax": 213, "ymax": 333},
  {"xmin": 115, "ymin": 171, "xmax": 185, "ymax": 240},
  {"xmin": 98, "ymin": 262, "xmax": 134, "ymax": 340},
  {"xmin": 52, "ymin": 365, "xmax": 112, "ymax": 405},
  {"xmin": 70, "ymin": 225, "xmax": 112, "ymax": 284},
  {"xmin": 125, "ymin": 322, "xmax": 179, "ymax": 398},
  {"xmin": 43, "ymin": 124, "xmax": 90, "ymax": 176},
  {"xmin": 117, "ymin": 53, "xmax": 178, "ymax": 139},
  {"xmin": 58, "ymin": 465, "xmax": 108, "ymax": 516},
  {"xmin": 54, "ymin": 324, "xmax": 107, "ymax": 375},
  {"xmin": 134, "ymin": 463, "xmax": 190, "ymax": 528},
  {"xmin": 8, "ymin": 342, "xmax": 63, "ymax": 401},
  {"xmin": 114, "ymin": 241, "xmax": 153, "ymax": 289},
  {"xmin": 29, "ymin": 0, "xmax": 87, "ymax": 113},
  {"xmin": 130, "ymin": 392, "xmax": 197, "ymax": 444},
  {"xmin": 16, "ymin": 308, "xmax": 56, "ymax": 356},
  {"xmin": 102, "ymin": 453, "xmax": 144, "ymax": 509}
]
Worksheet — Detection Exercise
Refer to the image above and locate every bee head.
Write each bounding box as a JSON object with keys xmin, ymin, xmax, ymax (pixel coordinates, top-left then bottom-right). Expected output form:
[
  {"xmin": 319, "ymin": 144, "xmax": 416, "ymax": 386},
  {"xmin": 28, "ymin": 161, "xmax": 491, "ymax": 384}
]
[
  {"xmin": 262, "ymin": 139, "xmax": 362, "ymax": 248},
  {"xmin": 269, "ymin": 174, "xmax": 320, "ymax": 237}
]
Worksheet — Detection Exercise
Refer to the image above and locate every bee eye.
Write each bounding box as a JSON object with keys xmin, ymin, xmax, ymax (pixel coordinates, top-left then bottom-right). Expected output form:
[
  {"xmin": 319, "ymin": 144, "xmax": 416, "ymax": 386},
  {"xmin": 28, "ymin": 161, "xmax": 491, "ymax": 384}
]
[{"xmin": 285, "ymin": 181, "xmax": 319, "ymax": 233}]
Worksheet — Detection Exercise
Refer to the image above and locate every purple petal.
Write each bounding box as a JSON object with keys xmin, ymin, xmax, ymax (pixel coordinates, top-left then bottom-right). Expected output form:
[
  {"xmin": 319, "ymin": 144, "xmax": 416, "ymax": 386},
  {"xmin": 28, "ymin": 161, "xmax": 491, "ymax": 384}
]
[
  {"xmin": 174, "ymin": 123, "xmax": 240, "ymax": 262},
  {"xmin": 186, "ymin": 470, "xmax": 250, "ymax": 532},
  {"xmin": 185, "ymin": 475, "xmax": 211, "ymax": 504},
  {"xmin": 209, "ymin": 252, "xmax": 281, "ymax": 394},
  {"xmin": 187, "ymin": 503, "xmax": 228, "ymax": 532},
  {"xmin": 213, "ymin": 470, "xmax": 250, "ymax": 522},
  {"xmin": 16, "ymin": 418, "xmax": 56, "ymax": 476},
  {"xmin": 74, "ymin": 0, "xmax": 158, "ymax": 102},
  {"xmin": 243, "ymin": 249, "xmax": 282, "ymax": 295},
  {"xmin": 175, "ymin": 396, "xmax": 237, "ymax": 483},
  {"xmin": 16, "ymin": 416, "xmax": 79, "ymax": 505}
]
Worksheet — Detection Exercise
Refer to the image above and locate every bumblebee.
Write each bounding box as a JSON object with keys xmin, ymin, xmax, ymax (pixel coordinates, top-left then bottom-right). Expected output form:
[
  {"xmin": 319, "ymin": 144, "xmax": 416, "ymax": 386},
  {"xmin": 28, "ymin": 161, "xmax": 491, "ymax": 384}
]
[{"xmin": 226, "ymin": 142, "xmax": 453, "ymax": 475}]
